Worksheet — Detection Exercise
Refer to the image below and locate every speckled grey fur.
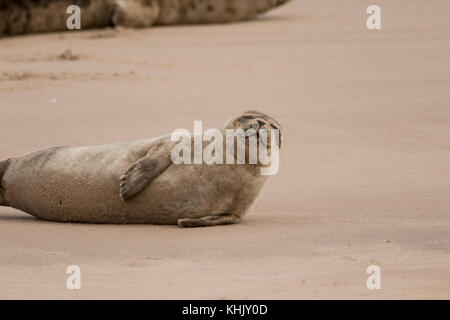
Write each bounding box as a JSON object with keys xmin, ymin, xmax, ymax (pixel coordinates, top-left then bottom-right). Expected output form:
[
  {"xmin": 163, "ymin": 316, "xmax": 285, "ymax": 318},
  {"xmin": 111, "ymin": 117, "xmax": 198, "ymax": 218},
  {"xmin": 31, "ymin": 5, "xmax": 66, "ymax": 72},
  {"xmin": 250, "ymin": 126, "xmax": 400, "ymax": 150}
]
[{"xmin": 0, "ymin": 0, "xmax": 291, "ymax": 36}]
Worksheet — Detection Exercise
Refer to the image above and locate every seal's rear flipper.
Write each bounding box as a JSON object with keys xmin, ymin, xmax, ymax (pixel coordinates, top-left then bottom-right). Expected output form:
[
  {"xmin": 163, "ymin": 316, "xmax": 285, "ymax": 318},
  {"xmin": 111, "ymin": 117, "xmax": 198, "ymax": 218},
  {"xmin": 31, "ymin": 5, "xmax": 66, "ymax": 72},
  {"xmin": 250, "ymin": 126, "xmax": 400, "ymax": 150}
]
[
  {"xmin": 0, "ymin": 159, "xmax": 11, "ymax": 206},
  {"xmin": 112, "ymin": 0, "xmax": 160, "ymax": 28},
  {"xmin": 178, "ymin": 214, "xmax": 240, "ymax": 228},
  {"xmin": 119, "ymin": 139, "xmax": 175, "ymax": 200}
]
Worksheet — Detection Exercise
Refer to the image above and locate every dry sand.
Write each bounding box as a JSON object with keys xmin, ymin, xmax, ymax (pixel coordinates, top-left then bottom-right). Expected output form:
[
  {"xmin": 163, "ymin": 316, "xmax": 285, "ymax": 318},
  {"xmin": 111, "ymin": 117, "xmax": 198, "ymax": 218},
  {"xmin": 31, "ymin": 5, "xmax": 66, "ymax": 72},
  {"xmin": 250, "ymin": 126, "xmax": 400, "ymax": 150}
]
[{"xmin": 0, "ymin": 0, "xmax": 449, "ymax": 299}]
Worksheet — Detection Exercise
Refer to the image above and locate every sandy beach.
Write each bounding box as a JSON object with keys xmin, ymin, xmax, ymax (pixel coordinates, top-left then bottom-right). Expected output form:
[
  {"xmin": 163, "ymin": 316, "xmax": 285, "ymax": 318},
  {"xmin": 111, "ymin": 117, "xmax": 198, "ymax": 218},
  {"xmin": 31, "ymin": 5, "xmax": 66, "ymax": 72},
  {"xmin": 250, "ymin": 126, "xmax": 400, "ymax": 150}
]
[{"xmin": 0, "ymin": 0, "xmax": 449, "ymax": 299}]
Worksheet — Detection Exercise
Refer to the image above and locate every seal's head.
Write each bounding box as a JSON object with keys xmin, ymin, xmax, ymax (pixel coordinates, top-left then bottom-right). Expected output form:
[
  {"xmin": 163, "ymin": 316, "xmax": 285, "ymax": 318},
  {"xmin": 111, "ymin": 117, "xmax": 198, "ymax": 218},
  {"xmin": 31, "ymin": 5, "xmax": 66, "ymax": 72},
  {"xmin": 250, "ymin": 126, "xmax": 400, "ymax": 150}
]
[{"xmin": 224, "ymin": 110, "xmax": 283, "ymax": 151}]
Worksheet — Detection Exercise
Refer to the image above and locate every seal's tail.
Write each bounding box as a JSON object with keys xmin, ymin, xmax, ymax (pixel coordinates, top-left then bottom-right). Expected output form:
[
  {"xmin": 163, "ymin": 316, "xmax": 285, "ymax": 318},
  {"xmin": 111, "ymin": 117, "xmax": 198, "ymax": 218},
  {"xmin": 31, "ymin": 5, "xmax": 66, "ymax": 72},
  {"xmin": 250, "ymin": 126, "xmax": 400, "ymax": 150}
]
[{"xmin": 0, "ymin": 159, "xmax": 10, "ymax": 206}]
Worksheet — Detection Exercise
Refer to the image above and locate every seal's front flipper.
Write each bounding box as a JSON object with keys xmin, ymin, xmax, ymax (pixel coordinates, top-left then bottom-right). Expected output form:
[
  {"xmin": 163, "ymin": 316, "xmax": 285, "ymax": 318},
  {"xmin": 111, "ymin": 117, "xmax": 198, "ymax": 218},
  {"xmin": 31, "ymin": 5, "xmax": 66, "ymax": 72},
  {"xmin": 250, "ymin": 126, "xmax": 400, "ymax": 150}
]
[
  {"xmin": 119, "ymin": 140, "xmax": 174, "ymax": 200},
  {"xmin": 178, "ymin": 214, "xmax": 240, "ymax": 228}
]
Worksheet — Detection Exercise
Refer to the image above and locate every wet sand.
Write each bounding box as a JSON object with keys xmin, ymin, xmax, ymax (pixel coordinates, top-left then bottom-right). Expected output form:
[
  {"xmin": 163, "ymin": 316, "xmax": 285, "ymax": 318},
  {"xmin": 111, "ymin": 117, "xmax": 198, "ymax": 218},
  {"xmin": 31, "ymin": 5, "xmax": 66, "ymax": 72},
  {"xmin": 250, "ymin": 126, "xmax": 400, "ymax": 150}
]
[{"xmin": 0, "ymin": 0, "xmax": 449, "ymax": 299}]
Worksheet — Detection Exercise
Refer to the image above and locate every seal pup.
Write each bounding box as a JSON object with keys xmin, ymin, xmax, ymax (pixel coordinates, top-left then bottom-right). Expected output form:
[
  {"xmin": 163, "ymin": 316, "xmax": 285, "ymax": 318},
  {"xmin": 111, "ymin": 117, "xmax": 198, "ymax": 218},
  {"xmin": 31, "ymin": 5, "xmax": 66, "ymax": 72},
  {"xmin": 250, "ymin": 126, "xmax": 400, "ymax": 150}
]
[
  {"xmin": 0, "ymin": 111, "xmax": 282, "ymax": 227},
  {"xmin": 0, "ymin": 0, "xmax": 291, "ymax": 36}
]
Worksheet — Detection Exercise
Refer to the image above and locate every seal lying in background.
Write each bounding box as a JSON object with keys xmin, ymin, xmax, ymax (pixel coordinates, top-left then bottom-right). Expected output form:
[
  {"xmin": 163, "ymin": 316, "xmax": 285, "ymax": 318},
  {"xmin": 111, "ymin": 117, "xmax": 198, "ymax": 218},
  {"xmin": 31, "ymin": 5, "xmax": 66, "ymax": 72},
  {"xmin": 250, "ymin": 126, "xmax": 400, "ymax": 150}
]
[
  {"xmin": 0, "ymin": 0, "xmax": 291, "ymax": 36},
  {"xmin": 0, "ymin": 111, "xmax": 282, "ymax": 227}
]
